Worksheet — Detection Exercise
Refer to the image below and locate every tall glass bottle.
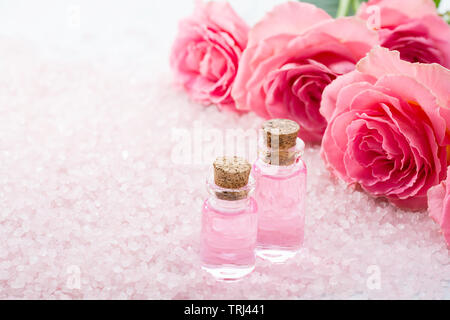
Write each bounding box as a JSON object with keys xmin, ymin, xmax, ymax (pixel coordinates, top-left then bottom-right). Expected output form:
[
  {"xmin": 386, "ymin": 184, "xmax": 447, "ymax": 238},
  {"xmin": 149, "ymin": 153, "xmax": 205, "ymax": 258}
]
[
  {"xmin": 201, "ymin": 156, "xmax": 258, "ymax": 281},
  {"xmin": 253, "ymin": 119, "xmax": 307, "ymax": 263}
]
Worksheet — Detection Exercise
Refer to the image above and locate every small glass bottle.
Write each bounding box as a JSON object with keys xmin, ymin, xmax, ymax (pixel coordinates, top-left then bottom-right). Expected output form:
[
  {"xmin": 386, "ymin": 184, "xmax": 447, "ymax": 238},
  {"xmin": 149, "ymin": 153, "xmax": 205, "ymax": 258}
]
[
  {"xmin": 253, "ymin": 119, "xmax": 307, "ymax": 263},
  {"xmin": 201, "ymin": 156, "xmax": 258, "ymax": 281}
]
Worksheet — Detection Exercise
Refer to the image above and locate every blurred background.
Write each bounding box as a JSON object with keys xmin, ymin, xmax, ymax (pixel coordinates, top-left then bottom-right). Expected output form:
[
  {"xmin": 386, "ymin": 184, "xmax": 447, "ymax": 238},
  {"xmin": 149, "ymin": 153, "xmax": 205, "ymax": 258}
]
[
  {"xmin": 0, "ymin": 0, "xmax": 447, "ymax": 71},
  {"xmin": 0, "ymin": 0, "xmax": 288, "ymax": 64}
]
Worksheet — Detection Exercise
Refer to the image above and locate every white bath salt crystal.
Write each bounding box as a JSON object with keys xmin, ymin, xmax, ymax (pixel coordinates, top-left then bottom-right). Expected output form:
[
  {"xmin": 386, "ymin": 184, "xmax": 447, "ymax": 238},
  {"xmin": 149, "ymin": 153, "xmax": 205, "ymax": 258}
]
[
  {"xmin": 0, "ymin": 270, "xmax": 9, "ymax": 280},
  {"xmin": 154, "ymin": 225, "xmax": 163, "ymax": 234},
  {"xmin": 311, "ymin": 256, "xmax": 320, "ymax": 265},
  {"xmin": 122, "ymin": 150, "xmax": 129, "ymax": 160},
  {"xmin": 135, "ymin": 161, "xmax": 146, "ymax": 170},
  {"xmin": 38, "ymin": 249, "xmax": 47, "ymax": 257},
  {"xmin": 150, "ymin": 169, "xmax": 167, "ymax": 183},
  {"xmin": 10, "ymin": 278, "xmax": 26, "ymax": 289},
  {"xmin": 338, "ymin": 217, "xmax": 350, "ymax": 229},
  {"xmin": 128, "ymin": 241, "xmax": 139, "ymax": 251},
  {"xmin": 113, "ymin": 266, "xmax": 123, "ymax": 274}
]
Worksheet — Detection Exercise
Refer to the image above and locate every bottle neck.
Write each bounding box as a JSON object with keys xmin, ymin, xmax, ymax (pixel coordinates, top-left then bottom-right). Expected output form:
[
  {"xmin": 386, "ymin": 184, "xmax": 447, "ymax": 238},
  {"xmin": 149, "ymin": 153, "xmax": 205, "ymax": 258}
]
[
  {"xmin": 208, "ymin": 196, "xmax": 251, "ymax": 212},
  {"xmin": 259, "ymin": 137, "xmax": 305, "ymax": 167},
  {"xmin": 206, "ymin": 169, "xmax": 255, "ymax": 209}
]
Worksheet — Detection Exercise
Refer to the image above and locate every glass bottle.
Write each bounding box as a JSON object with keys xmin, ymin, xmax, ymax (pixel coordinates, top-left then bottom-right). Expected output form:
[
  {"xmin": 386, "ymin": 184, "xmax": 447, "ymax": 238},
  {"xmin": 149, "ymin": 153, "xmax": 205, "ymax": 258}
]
[
  {"xmin": 201, "ymin": 156, "xmax": 258, "ymax": 281},
  {"xmin": 253, "ymin": 119, "xmax": 307, "ymax": 263}
]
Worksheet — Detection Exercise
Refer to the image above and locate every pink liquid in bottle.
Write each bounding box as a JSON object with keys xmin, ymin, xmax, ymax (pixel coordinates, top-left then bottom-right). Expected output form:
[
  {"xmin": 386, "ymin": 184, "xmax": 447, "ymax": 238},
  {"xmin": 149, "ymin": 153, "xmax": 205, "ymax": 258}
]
[
  {"xmin": 201, "ymin": 198, "xmax": 257, "ymax": 280},
  {"xmin": 200, "ymin": 157, "xmax": 258, "ymax": 281},
  {"xmin": 253, "ymin": 136, "xmax": 307, "ymax": 263}
]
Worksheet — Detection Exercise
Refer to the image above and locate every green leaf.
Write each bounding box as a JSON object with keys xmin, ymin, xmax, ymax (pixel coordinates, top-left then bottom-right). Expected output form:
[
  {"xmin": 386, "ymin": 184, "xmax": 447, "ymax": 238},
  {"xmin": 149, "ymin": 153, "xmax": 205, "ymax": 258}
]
[
  {"xmin": 336, "ymin": 0, "xmax": 351, "ymax": 17},
  {"xmin": 352, "ymin": 0, "xmax": 362, "ymax": 12},
  {"xmin": 440, "ymin": 11, "xmax": 450, "ymax": 24},
  {"xmin": 300, "ymin": 0, "xmax": 368, "ymax": 18},
  {"xmin": 434, "ymin": 0, "xmax": 441, "ymax": 9},
  {"xmin": 300, "ymin": 0, "xmax": 340, "ymax": 17}
]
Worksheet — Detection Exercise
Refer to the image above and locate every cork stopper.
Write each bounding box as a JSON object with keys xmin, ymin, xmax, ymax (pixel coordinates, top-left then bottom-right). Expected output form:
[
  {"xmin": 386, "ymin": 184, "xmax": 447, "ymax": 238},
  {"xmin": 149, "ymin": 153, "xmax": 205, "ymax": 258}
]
[
  {"xmin": 213, "ymin": 156, "xmax": 251, "ymax": 189},
  {"xmin": 213, "ymin": 156, "xmax": 251, "ymax": 201},
  {"xmin": 261, "ymin": 119, "xmax": 300, "ymax": 166},
  {"xmin": 262, "ymin": 119, "xmax": 300, "ymax": 149}
]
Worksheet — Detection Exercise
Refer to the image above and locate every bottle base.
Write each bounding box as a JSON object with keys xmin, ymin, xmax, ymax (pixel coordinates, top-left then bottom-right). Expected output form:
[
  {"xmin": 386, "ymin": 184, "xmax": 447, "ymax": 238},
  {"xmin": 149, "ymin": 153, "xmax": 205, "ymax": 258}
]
[
  {"xmin": 256, "ymin": 246, "xmax": 299, "ymax": 263},
  {"xmin": 201, "ymin": 264, "xmax": 255, "ymax": 281}
]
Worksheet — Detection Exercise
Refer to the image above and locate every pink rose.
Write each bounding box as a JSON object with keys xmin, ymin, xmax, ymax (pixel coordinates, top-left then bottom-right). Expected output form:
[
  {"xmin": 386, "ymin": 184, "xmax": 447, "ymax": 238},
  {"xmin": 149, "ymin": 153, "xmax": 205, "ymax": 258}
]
[
  {"xmin": 232, "ymin": 2, "xmax": 378, "ymax": 143},
  {"xmin": 170, "ymin": 1, "xmax": 249, "ymax": 112},
  {"xmin": 428, "ymin": 167, "xmax": 450, "ymax": 246},
  {"xmin": 357, "ymin": 0, "xmax": 450, "ymax": 67},
  {"xmin": 321, "ymin": 46, "xmax": 450, "ymax": 210}
]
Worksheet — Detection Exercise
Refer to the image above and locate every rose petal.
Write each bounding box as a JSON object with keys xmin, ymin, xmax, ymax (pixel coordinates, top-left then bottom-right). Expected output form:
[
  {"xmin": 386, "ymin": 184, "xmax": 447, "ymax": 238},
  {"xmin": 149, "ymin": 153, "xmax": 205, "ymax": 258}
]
[
  {"xmin": 357, "ymin": 0, "xmax": 437, "ymax": 22},
  {"xmin": 427, "ymin": 166, "xmax": 450, "ymax": 245},
  {"xmin": 248, "ymin": 2, "xmax": 332, "ymax": 46},
  {"xmin": 305, "ymin": 17, "xmax": 379, "ymax": 58},
  {"xmin": 357, "ymin": 47, "xmax": 450, "ymax": 119},
  {"xmin": 321, "ymin": 71, "xmax": 376, "ymax": 121}
]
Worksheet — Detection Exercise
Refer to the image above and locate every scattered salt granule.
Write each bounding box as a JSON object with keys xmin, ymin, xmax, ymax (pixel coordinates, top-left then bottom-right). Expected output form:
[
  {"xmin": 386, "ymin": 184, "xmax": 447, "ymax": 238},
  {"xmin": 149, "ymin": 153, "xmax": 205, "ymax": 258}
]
[{"xmin": 0, "ymin": 0, "xmax": 449, "ymax": 299}]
